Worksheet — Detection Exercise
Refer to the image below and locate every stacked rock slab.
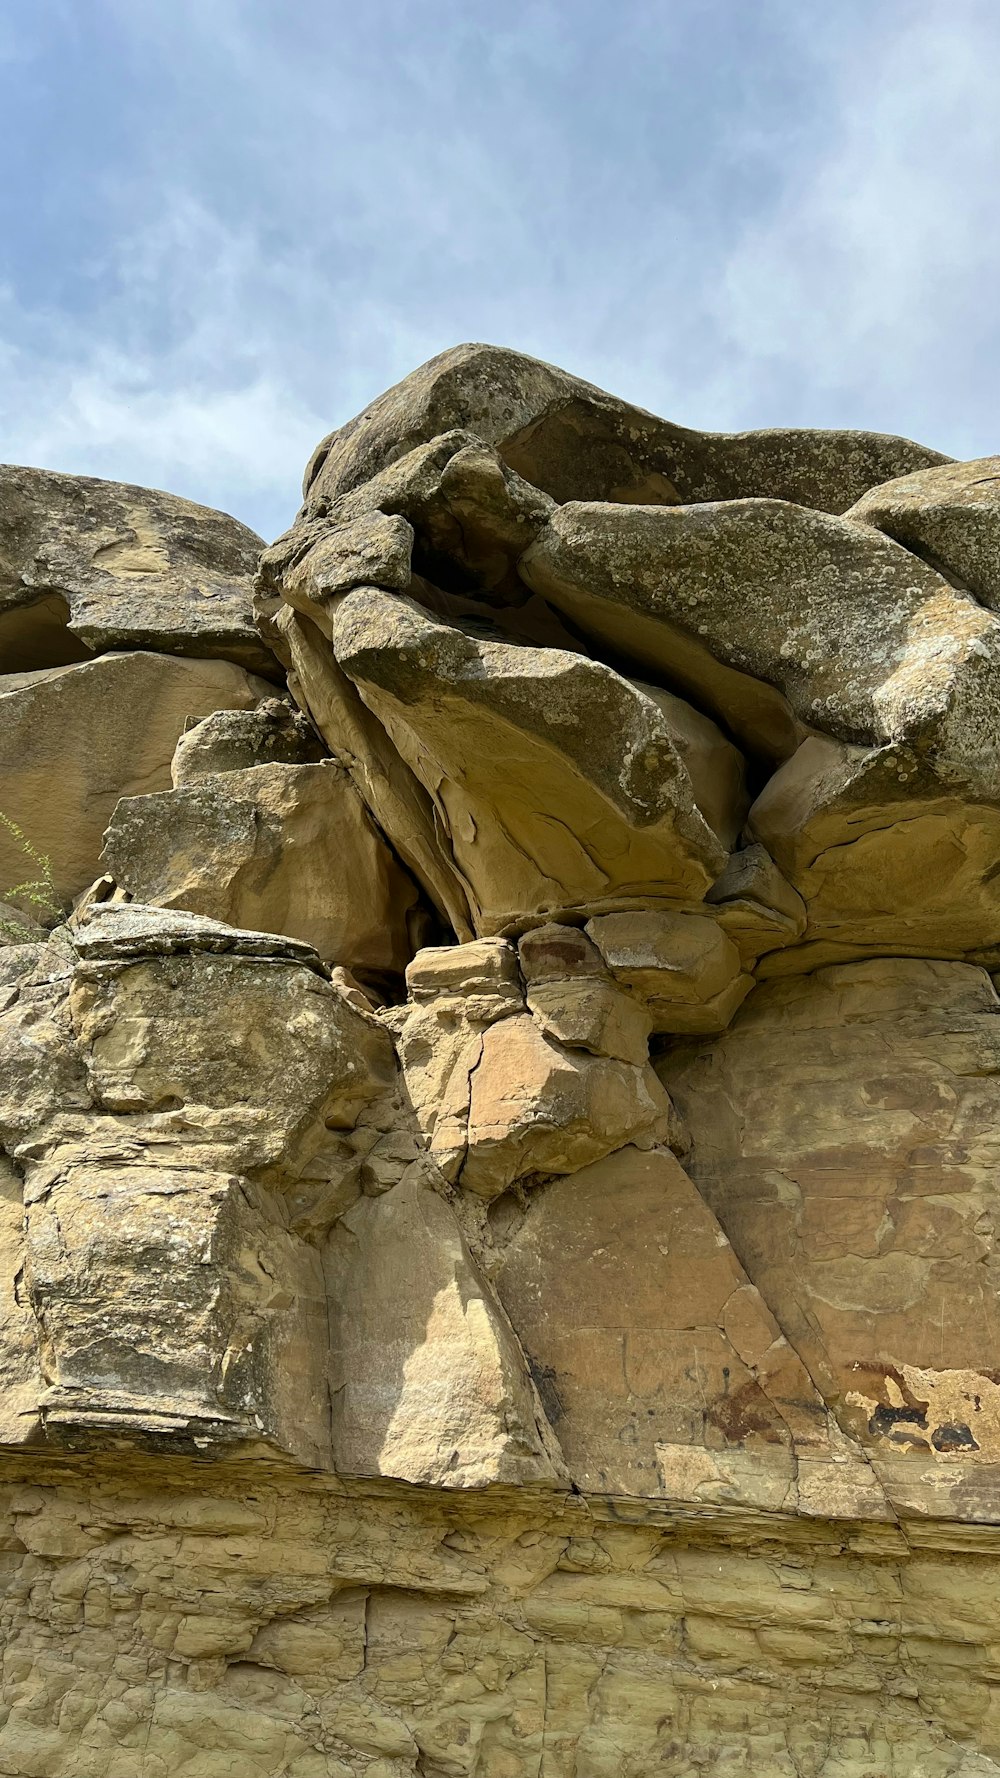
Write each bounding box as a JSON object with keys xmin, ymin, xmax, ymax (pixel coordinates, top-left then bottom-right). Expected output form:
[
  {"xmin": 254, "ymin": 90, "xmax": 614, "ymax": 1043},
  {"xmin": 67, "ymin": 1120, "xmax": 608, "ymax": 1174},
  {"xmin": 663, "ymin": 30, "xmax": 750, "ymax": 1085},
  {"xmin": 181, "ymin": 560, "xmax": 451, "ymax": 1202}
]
[{"xmin": 3, "ymin": 346, "xmax": 1000, "ymax": 1775}]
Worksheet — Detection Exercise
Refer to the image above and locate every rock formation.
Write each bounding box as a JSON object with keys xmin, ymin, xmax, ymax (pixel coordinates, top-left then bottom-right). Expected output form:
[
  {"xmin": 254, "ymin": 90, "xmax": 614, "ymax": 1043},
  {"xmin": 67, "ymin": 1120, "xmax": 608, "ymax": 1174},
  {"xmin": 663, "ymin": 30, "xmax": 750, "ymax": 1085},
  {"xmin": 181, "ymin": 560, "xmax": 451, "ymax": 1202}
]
[{"xmin": 2, "ymin": 346, "xmax": 1000, "ymax": 1775}]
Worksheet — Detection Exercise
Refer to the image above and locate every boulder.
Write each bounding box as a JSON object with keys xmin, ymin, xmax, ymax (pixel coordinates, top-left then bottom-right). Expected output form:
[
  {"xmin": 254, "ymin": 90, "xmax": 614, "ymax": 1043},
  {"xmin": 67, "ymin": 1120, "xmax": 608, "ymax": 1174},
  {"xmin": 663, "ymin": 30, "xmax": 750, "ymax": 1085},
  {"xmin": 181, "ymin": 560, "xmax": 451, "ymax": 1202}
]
[
  {"xmin": 520, "ymin": 498, "xmax": 1000, "ymax": 769},
  {"xmin": 66, "ymin": 907, "xmax": 396, "ymax": 1179},
  {"xmin": 847, "ymin": 454, "xmax": 1000, "ymax": 608},
  {"xmin": 523, "ymin": 975, "xmax": 653, "ymax": 1065},
  {"xmin": 748, "ymin": 735, "xmax": 1000, "ymax": 964},
  {"xmin": 101, "ymin": 760, "xmax": 425, "ymax": 982},
  {"xmin": 518, "ymin": 922, "xmax": 653, "ymax": 1063},
  {"xmin": 25, "ymin": 1157, "xmax": 332, "ymax": 1462},
  {"xmin": 302, "ymin": 343, "xmax": 947, "ymax": 516},
  {"xmin": 276, "ymin": 605, "xmax": 475, "ymax": 938},
  {"xmin": 170, "ymin": 698, "xmax": 325, "ymax": 785},
  {"xmin": 631, "ymin": 677, "xmax": 749, "ymax": 848},
  {"xmin": 705, "ymin": 843, "xmax": 807, "ymax": 966},
  {"xmin": 388, "ymin": 937, "xmax": 672, "ymax": 1196},
  {"xmin": 458, "ymin": 1013, "xmax": 673, "ymax": 1199},
  {"xmin": 586, "ymin": 910, "xmax": 753, "ymax": 1034},
  {"xmin": 331, "ymin": 587, "xmax": 726, "ymax": 933},
  {"xmin": 262, "ymin": 430, "xmax": 555, "ymax": 613},
  {"xmin": 0, "ymin": 905, "xmax": 402, "ymax": 1459},
  {"xmin": 326, "ymin": 1167, "xmax": 563, "ymax": 1487},
  {"xmin": 0, "ymin": 464, "xmax": 275, "ymax": 676},
  {"xmin": 0, "ymin": 653, "xmax": 274, "ymax": 908}
]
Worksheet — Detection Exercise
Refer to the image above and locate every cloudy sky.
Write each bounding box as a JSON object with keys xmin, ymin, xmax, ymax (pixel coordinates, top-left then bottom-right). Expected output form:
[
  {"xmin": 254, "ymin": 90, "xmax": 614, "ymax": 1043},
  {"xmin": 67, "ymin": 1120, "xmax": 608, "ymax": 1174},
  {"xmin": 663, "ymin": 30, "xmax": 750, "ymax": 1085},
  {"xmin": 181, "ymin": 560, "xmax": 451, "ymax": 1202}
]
[{"xmin": 2, "ymin": 0, "xmax": 998, "ymax": 540}]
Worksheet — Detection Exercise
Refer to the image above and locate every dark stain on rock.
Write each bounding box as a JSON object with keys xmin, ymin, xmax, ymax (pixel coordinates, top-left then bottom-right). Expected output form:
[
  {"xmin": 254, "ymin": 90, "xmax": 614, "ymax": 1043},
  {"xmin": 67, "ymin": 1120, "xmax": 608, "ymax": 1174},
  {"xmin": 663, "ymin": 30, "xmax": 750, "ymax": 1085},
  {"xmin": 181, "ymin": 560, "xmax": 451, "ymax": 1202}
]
[
  {"xmin": 528, "ymin": 1357, "xmax": 564, "ymax": 1425},
  {"xmin": 706, "ymin": 1379, "xmax": 785, "ymax": 1445},
  {"xmin": 869, "ymin": 1402, "xmax": 929, "ymax": 1441},
  {"xmin": 932, "ymin": 1422, "xmax": 980, "ymax": 1453}
]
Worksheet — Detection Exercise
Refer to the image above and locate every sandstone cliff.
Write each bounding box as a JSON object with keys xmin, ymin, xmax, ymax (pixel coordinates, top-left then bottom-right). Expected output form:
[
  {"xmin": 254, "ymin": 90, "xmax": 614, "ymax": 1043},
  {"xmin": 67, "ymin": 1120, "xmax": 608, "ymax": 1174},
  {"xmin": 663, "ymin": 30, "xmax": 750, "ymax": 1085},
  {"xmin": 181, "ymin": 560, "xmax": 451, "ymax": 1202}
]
[{"xmin": 1, "ymin": 347, "xmax": 999, "ymax": 1775}]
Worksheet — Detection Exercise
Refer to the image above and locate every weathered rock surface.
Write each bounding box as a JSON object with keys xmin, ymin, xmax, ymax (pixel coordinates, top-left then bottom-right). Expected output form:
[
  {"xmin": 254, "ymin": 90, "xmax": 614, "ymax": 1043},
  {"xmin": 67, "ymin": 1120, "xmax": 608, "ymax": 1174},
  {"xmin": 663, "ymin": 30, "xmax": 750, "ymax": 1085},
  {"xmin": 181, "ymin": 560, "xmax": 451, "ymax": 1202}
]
[
  {"xmin": 848, "ymin": 454, "xmax": 1000, "ymax": 608},
  {"xmin": 587, "ymin": 909, "xmax": 754, "ymax": 1032},
  {"xmin": 102, "ymin": 759, "xmax": 426, "ymax": 981},
  {"xmin": 170, "ymin": 697, "xmax": 326, "ymax": 785},
  {"xmin": 0, "ymin": 653, "xmax": 274, "ymax": 907},
  {"xmin": 4, "ymin": 351, "xmax": 1000, "ymax": 1775},
  {"xmin": 332, "ymin": 586, "xmax": 726, "ymax": 931},
  {"xmin": 387, "ymin": 937, "xmax": 675, "ymax": 1197},
  {"xmin": 0, "ymin": 463, "xmax": 275, "ymax": 675},
  {"xmin": 520, "ymin": 496, "xmax": 1000, "ymax": 767},
  {"xmin": 748, "ymin": 734, "xmax": 1000, "ymax": 963},
  {"xmin": 303, "ymin": 341, "xmax": 948, "ymax": 515},
  {"xmin": 661, "ymin": 959, "xmax": 1000, "ymax": 1520},
  {"xmin": 493, "ymin": 1145, "xmax": 886, "ymax": 1515},
  {"xmin": 326, "ymin": 1168, "xmax": 564, "ymax": 1487}
]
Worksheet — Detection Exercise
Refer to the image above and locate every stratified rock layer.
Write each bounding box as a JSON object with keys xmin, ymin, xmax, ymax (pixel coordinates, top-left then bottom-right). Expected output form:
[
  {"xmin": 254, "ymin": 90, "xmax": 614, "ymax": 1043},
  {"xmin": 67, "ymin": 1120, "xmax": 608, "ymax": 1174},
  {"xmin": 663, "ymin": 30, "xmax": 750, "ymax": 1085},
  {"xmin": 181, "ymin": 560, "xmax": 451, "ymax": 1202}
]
[{"xmin": 3, "ymin": 343, "xmax": 1000, "ymax": 1776}]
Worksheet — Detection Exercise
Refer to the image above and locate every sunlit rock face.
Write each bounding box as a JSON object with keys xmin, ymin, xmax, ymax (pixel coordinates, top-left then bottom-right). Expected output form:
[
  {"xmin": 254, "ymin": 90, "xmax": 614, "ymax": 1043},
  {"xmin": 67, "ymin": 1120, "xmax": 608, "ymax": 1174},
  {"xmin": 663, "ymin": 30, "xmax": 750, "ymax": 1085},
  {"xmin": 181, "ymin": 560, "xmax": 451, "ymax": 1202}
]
[{"xmin": 3, "ymin": 344, "xmax": 1000, "ymax": 1776}]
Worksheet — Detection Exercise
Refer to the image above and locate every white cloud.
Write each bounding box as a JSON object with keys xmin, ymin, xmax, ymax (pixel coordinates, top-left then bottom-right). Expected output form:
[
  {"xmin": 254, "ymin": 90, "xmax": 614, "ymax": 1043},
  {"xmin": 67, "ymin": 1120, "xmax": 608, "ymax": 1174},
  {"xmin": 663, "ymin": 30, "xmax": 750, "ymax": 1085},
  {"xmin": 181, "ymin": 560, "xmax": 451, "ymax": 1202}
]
[
  {"xmin": 2, "ymin": 0, "xmax": 997, "ymax": 540},
  {"xmin": 711, "ymin": 3, "xmax": 1000, "ymax": 451}
]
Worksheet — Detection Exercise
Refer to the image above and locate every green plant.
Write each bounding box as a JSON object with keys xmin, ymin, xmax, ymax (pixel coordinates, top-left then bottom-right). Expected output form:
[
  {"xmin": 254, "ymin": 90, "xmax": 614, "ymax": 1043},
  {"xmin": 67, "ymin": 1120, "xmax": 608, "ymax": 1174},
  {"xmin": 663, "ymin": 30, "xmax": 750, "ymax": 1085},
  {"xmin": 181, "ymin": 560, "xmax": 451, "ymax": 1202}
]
[{"xmin": 0, "ymin": 812, "xmax": 62, "ymax": 941}]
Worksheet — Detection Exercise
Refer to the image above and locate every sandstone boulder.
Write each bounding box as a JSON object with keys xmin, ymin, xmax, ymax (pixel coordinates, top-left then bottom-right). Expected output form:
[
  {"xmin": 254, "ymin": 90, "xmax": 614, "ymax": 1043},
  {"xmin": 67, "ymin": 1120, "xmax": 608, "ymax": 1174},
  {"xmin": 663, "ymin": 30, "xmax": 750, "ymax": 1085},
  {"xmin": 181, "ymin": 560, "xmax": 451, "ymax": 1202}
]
[
  {"xmin": 170, "ymin": 698, "xmax": 325, "ymax": 785},
  {"xmin": 631, "ymin": 677, "xmax": 749, "ymax": 848},
  {"xmin": 303, "ymin": 343, "xmax": 947, "ymax": 516},
  {"xmin": 704, "ymin": 842, "xmax": 807, "ymax": 966},
  {"xmin": 388, "ymin": 937, "xmax": 673, "ymax": 1196},
  {"xmin": 26, "ymin": 1156, "xmax": 332, "ymax": 1461},
  {"xmin": 459, "ymin": 1013, "xmax": 673, "ymax": 1199},
  {"xmin": 518, "ymin": 922, "xmax": 653, "ymax": 1063},
  {"xmin": 586, "ymin": 910, "xmax": 753, "ymax": 1033},
  {"xmin": 520, "ymin": 497, "xmax": 1000, "ymax": 769},
  {"xmin": 332, "ymin": 587, "xmax": 726, "ymax": 932},
  {"xmin": 0, "ymin": 653, "xmax": 274, "ymax": 908},
  {"xmin": 748, "ymin": 735, "xmax": 1000, "ymax": 964},
  {"xmin": 66, "ymin": 906, "xmax": 396, "ymax": 1179},
  {"xmin": 847, "ymin": 454, "xmax": 1000, "ymax": 607},
  {"xmin": 0, "ymin": 905, "xmax": 401, "ymax": 1459},
  {"xmin": 262, "ymin": 430, "xmax": 555, "ymax": 620},
  {"xmin": 101, "ymin": 760, "xmax": 425, "ymax": 982},
  {"xmin": 0, "ymin": 463, "xmax": 275, "ymax": 675},
  {"xmin": 276, "ymin": 605, "xmax": 475, "ymax": 938}
]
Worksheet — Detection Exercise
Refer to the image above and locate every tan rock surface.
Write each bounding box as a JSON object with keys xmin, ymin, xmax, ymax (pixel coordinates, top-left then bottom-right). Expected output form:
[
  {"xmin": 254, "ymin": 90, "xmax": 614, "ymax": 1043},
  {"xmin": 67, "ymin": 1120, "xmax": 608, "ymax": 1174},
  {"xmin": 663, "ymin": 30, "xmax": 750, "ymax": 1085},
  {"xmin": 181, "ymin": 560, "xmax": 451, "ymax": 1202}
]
[
  {"xmin": 170, "ymin": 698, "xmax": 326, "ymax": 785},
  {"xmin": 661, "ymin": 959, "xmax": 1000, "ymax": 1518},
  {"xmin": 388, "ymin": 937, "xmax": 672, "ymax": 1196},
  {"xmin": 459, "ymin": 1013, "xmax": 673, "ymax": 1199},
  {"xmin": 332, "ymin": 587, "xmax": 726, "ymax": 931},
  {"xmin": 494, "ymin": 1144, "xmax": 886, "ymax": 1515},
  {"xmin": 748, "ymin": 734, "xmax": 1000, "ymax": 962},
  {"xmin": 521, "ymin": 496, "xmax": 1000, "ymax": 766},
  {"xmin": 276, "ymin": 604, "xmax": 475, "ymax": 937},
  {"xmin": 0, "ymin": 463, "xmax": 275, "ymax": 675},
  {"xmin": 847, "ymin": 453, "xmax": 1000, "ymax": 607},
  {"xmin": 4, "ymin": 350, "xmax": 1000, "ymax": 1776},
  {"xmin": 326, "ymin": 1167, "xmax": 563, "ymax": 1487},
  {"xmin": 0, "ymin": 652, "xmax": 274, "ymax": 906},
  {"xmin": 0, "ymin": 906, "xmax": 398, "ymax": 1458},
  {"xmin": 101, "ymin": 760, "xmax": 425, "ymax": 981},
  {"xmin": 303, "ymin": 341, "xmax": 947, "ymax": 514},
  {"xmin": 586, "ymin": 909, "xmax": 754, "ymax": 1033}
]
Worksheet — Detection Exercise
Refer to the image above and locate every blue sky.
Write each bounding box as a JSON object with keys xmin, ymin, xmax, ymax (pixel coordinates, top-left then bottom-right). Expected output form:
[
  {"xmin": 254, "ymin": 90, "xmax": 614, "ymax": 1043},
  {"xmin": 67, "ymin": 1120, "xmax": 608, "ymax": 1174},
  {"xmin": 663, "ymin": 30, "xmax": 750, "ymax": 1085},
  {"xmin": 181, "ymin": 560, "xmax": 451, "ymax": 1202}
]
[{"xmin": 1, "ymin": 0, "xmax": 999, "ymax": 541}]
